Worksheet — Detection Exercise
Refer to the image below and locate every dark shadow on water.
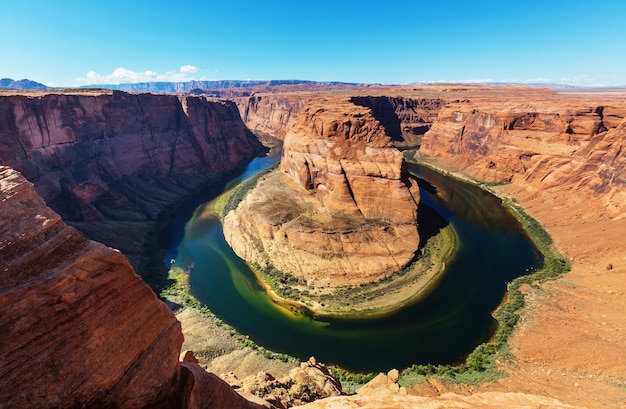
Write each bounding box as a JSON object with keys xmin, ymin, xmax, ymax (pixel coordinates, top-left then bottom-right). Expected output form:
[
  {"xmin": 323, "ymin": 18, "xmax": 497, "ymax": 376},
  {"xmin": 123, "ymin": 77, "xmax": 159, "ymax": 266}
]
[{"xmin": 417, "ymin": 202, "xmax": 449, "ymax": 253}]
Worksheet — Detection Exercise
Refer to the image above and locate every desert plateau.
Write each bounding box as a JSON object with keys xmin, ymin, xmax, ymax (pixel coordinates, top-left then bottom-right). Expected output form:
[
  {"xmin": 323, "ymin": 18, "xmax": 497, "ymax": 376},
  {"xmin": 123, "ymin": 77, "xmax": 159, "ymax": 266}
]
[
  {"xmin": 3, "ymin": 2, "xmax": 626, "ymax": 407},
  {"xmin": 1, "ymin": 82, "xmax": 625, "ymax": 409}
]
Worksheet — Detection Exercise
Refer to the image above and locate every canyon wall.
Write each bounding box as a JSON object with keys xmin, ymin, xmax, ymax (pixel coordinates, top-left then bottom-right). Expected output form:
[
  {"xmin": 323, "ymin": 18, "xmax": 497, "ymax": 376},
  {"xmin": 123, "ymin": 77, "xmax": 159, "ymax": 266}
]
[
  {"xmin": 349, "ymin": 96, "xmax": 445, "ymax": 145},
  {"xmin": 235, "ymin": 93, "xmax": 445, "ymax": 147},
  {"xmin": 0, "ymin": 90, "xmax": 264, "ymax": 223},
  {"xmin": 0, "ymin": 90, "xmax": 265, "ymax": 284},
  {"xmin": 420, "ymin": 97, "xmax": 626, "ymax": 217},
  {"xmin": 224, "ymin": 99, "xmax": 420, "ymax": 286},
  {"xmin": 234, "ymin": 93, "xmax": 311, "ymax": 139},
  {"xmin": 0, "ymin": 166, "xmax": 266, "ymax": 409}
]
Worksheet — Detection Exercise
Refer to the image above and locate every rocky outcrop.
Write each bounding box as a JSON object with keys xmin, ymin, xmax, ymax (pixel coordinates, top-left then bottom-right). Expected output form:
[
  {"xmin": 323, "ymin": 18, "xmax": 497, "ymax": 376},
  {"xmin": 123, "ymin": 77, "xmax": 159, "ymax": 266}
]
[
  {"xmin": 225, "ymin": 357, "xmax": 343, "ymax": 409},
  {"xmin": 224, "ymin": 100, "xmax": 419, "ymax": 287},
  {"xmin": 235, "ymin": 93, "xmax": 311, "ymax": 139},
  {"xmin": 279, "ymin": 101, "xmax": 420, "ymax": 223},
  {"xmin": 350, "ymin": 96, "xmax": 445, "ymax": 145},
  {"xmin": 0, "ymin": 166, "xmax": 268, "ymax": 408}
]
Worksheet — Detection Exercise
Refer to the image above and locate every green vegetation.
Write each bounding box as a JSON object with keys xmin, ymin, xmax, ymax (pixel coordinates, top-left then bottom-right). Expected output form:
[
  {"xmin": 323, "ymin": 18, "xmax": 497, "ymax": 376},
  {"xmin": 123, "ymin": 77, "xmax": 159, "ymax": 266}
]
[
  {"xmin": 213, "ymin": 164, "xmax": 278, "ymax": 218},
  {"xmin": 332, "ymin": 368, "xmax": 377, "ymax": 393},
  {"xmin": 160, "ymin": 267, "xmax": 298, "ymax": 364},
  {"xmin": 246, "ymin": 222, "xmax": 456, "ymax": 318},
  {"xmin": 398, "ymin": 157, "xmax": 571, "ymax": 387}
]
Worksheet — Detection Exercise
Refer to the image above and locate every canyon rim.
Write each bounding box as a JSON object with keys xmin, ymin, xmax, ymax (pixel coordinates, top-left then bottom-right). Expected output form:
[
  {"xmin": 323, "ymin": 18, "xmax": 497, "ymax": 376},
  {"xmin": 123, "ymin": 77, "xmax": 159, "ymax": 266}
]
[{"xmin": 1, "ymin": 84, "xmax": 626, "ymax": 408}]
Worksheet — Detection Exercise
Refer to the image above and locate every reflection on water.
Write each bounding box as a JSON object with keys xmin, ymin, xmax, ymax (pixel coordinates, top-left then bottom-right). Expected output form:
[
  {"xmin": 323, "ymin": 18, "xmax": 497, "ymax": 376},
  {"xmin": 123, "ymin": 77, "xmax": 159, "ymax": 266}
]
[{"xmin": 166, "ymin": 156, "xmax": 543, "ymax": 372}]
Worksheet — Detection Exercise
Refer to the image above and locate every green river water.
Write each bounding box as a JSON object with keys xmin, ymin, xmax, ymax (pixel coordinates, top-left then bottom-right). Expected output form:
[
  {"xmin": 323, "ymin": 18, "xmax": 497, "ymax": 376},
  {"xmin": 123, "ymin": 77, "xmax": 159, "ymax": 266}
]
[{"xmin": 165, "ymin": 151, "xmax": 542, "ymax": 372}]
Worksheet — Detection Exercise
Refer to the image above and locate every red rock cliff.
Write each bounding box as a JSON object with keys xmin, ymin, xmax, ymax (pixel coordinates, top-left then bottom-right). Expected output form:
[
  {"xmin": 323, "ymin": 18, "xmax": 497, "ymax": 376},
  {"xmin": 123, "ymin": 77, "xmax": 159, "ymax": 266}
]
[
  {"xmin": 234, "ymin": 93, "xmax": 311, "ymax": 139},
  {"xmin": 0, "ymin": 166, "xmax": 268, "ymax": 409},
  {"xmin": 350, "ymin": 95, "xmax": 445, "ymax": 146},
  {"xmin": 224, "ymin": 100, "xmax": 420, "ymax": 286},
  {"xmin": 0, "ymin": 90, "xmax": 264, "ymax": 222},
  {"xmin": 420, "ymin": 95, "xmax": 626, "ymax": 216}
]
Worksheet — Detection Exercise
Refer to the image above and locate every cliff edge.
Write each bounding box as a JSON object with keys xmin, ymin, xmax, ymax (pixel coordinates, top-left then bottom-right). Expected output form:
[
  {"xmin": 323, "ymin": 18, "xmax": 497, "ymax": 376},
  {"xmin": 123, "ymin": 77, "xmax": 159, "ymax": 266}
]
[
  {"xmin": 0, "ymin": 166, "xmax": 270, "ymax": 408},
  {"xmin": 224, "ymin": 99, "xmax": 420, "ymax": 289}
]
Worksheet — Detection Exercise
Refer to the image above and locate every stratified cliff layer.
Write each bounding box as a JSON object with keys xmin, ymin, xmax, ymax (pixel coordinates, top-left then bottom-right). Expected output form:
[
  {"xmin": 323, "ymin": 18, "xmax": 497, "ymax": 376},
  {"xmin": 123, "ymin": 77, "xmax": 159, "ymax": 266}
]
[
  {"xmin": 0, "ymin": 166, "xmax": 268, "ymax": 409},
  {"xmin": 420, "ymin": 93, "xmax": 626, "ymax": 217},
  {"xmin": 0, "ymin": 90, "xmax": 265, "ymax": 286},
  {"xmin": 235, "ymin": 93, "xmax": 445, "ymax": 147},
  {"xmin": 224, "ymin": 100, "xmax": 420, "ymax": 287},
  {"xmin": 349, "ymin": 96, "xmax": 445, "ymax": 146},
  {"xmin": 235, "ymin": 93, "xmax": 311, "ymax": 139},
  {"xmin": 0, "ymin": 90, "xmax": 264, "ymax": 222}
]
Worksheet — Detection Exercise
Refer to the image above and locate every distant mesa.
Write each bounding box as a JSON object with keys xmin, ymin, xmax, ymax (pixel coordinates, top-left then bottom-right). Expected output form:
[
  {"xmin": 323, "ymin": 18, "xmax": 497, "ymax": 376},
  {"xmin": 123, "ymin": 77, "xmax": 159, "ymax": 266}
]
[
  {"xmin": 0, "ymin": 78, "xmax": 48, "ymax": 90},
  {"xmin": 81, "ymin": 79, "xmax": 361, "ymax": 93}
]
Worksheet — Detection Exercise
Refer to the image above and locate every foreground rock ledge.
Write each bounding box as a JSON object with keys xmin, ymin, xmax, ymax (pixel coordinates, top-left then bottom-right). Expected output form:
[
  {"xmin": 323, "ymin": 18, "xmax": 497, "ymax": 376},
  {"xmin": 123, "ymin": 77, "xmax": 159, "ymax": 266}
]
[
  {"xmin": 0, "ymin": 166, "xmax": 266, "ymax": 409},
  {"xmin": 224, "ymin": 100, "xmax": 420, "ymax": 287}
]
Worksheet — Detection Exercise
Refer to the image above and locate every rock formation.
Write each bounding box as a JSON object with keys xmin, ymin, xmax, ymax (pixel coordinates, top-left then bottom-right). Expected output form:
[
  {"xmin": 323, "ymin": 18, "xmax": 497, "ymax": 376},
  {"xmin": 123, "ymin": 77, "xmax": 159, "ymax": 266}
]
[
  {"xmin": 225, "ymin": 357, "xmax": 343, "ymax": 408},
  {"xmin": 0, "ymin": 90, "xmax": 265, "ymax": 284},
  {"xmin": 420, "ymin": 94, "xmax": 626, "ymax": 216},
  {"xmin": 234, "ymin": 93, "xmax": 445, "ymax": 147},
  {"xmin": 0, "ymin": 166, "xmax": 267, "ymax": 408},
  {"xmin": 224, "ymin": 99, "xmax": 420, "ymax": 287},
  {"xmin": 0, "ymin": 90, "xmax": 264, "ymax": 222},
  {"xmin": 349, "ymin": 96, "xmax": 445, "ymax": 146},
  {"xmin": 235, "ymin": 93, "xmax": 311, "ymax": 139}
]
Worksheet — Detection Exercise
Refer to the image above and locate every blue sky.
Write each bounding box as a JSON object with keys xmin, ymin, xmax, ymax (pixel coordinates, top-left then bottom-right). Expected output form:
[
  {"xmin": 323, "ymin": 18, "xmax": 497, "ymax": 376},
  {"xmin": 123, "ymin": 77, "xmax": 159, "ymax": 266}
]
[{"xmin": 2, "ymin": 0, "xmax": 625, "ymax": 87}]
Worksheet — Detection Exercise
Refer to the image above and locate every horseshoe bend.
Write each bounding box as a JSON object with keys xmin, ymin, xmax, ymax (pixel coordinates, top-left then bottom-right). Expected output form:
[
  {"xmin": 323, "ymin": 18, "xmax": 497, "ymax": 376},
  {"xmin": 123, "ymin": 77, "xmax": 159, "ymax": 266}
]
[
  {"xmin": 1, "ymin": 84, "xmax": 626, "ymax": 409},
  {"xmin": 222, "ymin": 99, "xmax": 434, "ymax": 314}
]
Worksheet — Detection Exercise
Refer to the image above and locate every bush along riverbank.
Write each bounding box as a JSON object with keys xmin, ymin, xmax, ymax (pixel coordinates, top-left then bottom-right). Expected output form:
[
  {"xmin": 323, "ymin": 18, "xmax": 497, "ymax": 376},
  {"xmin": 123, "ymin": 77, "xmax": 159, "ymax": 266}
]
[{"xmin": 398, "ymin": 154, "xmax": 571, "ymax": 386}]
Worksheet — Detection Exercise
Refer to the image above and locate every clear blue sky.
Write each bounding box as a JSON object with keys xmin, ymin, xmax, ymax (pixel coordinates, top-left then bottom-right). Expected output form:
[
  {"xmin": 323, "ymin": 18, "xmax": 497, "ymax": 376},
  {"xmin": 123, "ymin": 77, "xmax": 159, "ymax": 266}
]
[{"xmin": 2, "ymin": 0, "xmax": 625, "ymax": 87}]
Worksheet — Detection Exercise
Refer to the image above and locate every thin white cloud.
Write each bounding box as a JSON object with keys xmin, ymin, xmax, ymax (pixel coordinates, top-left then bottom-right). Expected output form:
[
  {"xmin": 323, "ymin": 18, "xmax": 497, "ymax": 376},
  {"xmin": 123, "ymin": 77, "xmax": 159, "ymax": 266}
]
[
  {"xmin": 180, "ymin": 65, "xmax": 197, "ymax": 73},
  {"xmin": 76, "ymin": 66, "xmax": 202, "ymax": 85}
]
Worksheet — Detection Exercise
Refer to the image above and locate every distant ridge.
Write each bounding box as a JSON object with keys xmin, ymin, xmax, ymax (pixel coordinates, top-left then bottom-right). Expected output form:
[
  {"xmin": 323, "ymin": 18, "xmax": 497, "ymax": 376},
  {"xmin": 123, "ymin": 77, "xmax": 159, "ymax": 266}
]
[
  {"xmin": 410, "ymin": 80, "xmax": 626, "ymax": 93},
  {"xmin": 0, "ymin": 78, "xmax": 48, "ymax": 90},
  {"xmin": 81, "ymin": 79, "xmax": 359, "ymax": 93}
]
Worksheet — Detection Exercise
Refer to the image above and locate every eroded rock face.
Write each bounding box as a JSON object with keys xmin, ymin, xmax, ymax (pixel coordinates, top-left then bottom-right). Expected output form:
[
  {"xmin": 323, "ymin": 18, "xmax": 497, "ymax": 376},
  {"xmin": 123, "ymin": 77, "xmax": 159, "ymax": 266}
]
[
  {"xmin": 235, "ymin": 94, "xmax": 311, "ymax": 139},
  {"xmin": 280, "ymin": 101, "xmax": 420, "ymax": 224},
  {"xmin": 226, "ymin": 357, "xmax": 343, "ymax": 409},
  {"xmin": 0, "ymin": 166, "xmax": 269, "ymax": 409},
  {"xmin": 0, "ymin": 166, "xmax": 181, "ymax": 408},
  {"xmin": 350, "ymin": 96, "xmax": 445, "ymax": 145},
  {"xmin": 0, "ymin": 90, "xmax": 264, "ymax": 222},
  {"xmin": 224, "ymin": 100, "xmax": 419, "ymax": 286},
  {"xmin": 0, "ymin": 90, "xmax": 265, "ymax": 282}
]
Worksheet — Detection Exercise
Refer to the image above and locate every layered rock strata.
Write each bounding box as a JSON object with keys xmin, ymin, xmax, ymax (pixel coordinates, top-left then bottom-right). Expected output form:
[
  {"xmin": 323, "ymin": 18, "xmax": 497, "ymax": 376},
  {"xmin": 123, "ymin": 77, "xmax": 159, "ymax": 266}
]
[
  {"xmin": 0, "ymin": 90, "xmax": 264, "ymax": 281},
  {"xmin": 0, "ymin": 90, "xmax": 264, "ymax": 223},
  {"xmin": 224, "ymin": 100, "xmax": 420, "ymax": 286},
  {"xmin": 349, "ymin": 96, "xmax": 445, "ymax": 145},
  {"xmin": 235, "ymin": 93, "xmax": 445, "ymax": 147},
  {"xmin": 420, "ymin": 97, "xmax": 626, "ymax": 216},
  {"xmin": 235, "ymin": 93, "xmax": 311, "ymax": 139},
  {"xmin": 0, "ymin": 166, "xmax": 266, "ymax": 408}
]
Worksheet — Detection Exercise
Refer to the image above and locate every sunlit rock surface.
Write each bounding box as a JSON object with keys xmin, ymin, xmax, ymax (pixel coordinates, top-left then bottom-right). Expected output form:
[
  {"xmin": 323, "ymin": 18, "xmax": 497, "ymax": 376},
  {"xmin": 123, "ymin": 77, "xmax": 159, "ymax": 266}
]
[{"xmin": 224, "ymin": 99, "xmax": 420, "ymax": 286}]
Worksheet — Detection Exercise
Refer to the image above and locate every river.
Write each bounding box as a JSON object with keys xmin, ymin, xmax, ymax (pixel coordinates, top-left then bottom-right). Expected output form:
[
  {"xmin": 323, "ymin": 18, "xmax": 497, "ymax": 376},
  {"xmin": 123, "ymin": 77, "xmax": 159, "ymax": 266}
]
[{"xmin": 165, "ymin": 151, "xmax": 542, "ymax": 372}]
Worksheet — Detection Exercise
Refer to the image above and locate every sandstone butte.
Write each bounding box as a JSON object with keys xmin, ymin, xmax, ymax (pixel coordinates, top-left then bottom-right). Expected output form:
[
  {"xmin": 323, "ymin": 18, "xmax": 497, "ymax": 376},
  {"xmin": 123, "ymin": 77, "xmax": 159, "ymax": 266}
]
[
  {"xmin": 1, "ymin": 85, "xmax": 626, "ymax": 408},
  {"xmin": 224, "ymin": 99, "xmax": 420, "ymax": 287}
]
